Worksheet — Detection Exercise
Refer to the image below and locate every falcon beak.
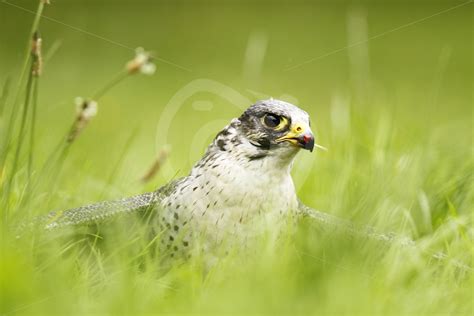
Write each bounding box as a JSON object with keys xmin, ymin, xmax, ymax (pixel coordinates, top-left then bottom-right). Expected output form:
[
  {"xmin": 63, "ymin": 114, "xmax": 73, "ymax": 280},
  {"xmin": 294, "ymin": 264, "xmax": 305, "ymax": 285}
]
[{"xmin": 276, "ymin": 123, "xmax": 315, "ymax": 152}]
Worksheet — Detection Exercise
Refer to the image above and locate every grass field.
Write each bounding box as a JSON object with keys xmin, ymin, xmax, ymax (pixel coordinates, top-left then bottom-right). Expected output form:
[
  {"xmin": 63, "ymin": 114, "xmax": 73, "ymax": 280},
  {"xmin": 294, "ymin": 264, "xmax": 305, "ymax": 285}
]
[{"xmin": 0, "ymin": 0, "xmax": 473, "ymax": 315}]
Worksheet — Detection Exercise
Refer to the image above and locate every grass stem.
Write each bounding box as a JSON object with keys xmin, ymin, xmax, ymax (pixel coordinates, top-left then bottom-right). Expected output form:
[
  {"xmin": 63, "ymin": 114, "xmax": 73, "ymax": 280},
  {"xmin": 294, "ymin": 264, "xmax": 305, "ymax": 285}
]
[
  {"xmin": 1, "ymin": 2, "xmax": 45, "ymax": 161},
  {"xmin": 0, "ymin": 2, "xmax": 47, "ymax": 215},
  {"xmin": 2, "ymin": 61, "xmax": 35, "ymax": 224},
  {"xmin": 28, "ymin": 77, "xmax": 39, "ymax": 182},
  {"xmin": 0, "ymin": 77, "xmax": 12, "ymax": 116},
  {"xmin": 92, "ymin": 70, "xmax": 130, "ymax": 101}
]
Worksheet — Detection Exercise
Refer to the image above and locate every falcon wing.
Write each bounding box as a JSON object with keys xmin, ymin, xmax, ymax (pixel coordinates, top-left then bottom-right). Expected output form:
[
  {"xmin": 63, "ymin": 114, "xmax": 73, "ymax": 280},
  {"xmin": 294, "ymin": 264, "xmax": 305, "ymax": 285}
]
[
  {"xmin": 19, "ymin": 178, "xmax": 185, "ymax": 232},
  {"xmin": 297, "ymin": 201, "xmax": 472, "ymax": 272},
  {"xmin": 39, "ymin": 191, "xmax": 158, "ymax": 230},
  {"xmin": 297, "ymin": 201, "xmax": 414, "ymax": 245}
]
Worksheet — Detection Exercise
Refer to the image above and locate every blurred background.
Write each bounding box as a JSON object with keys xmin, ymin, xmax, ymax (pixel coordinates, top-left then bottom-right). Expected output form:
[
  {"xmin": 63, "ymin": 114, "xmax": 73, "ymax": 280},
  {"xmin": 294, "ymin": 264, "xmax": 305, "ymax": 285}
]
[
  {"xmin": 1, "ymin": 0, "xmax": 471, "ymax": 196},
  {"xmin": 0, "ymin": 0, "xmax": 472, "ymax": 315}
]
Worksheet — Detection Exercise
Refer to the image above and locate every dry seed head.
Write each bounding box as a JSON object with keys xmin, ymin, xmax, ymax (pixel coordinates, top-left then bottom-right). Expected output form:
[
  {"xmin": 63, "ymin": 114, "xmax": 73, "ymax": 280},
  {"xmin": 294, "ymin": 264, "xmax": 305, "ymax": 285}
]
[
  {"xmin": 140, "ymin": 146, "xmax": 171, "ymax": 183},
  {"xmin": 68, "ymin": 97, "xmax": 98, "ymax": 143},
  {"xmin": 75, "ymin": 97, "xmax": 98, "ymax": 120},
  {"xmin": 31, "ymin": 32, "xmax": 43, "ymax": 77},
  {"xmin": 126, "ymin": 47, "xmax": 156, "ymax": 75}
]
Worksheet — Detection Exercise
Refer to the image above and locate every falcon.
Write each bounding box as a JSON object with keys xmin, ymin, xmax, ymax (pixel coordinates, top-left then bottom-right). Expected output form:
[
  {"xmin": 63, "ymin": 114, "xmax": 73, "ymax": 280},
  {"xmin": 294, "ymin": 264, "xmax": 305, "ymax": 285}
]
[
  {"xmin": 36, "ymin": 99, "xmax": 315, "ymax": 257},
  {"xmin": 26, "ymin": 99, "xmax": 471, "ymax": 271}
]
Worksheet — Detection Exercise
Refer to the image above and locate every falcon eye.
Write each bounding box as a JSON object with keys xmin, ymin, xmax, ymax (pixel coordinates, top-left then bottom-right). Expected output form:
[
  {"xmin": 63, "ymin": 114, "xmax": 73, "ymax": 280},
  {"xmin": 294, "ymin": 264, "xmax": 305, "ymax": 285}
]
[
  {"xmin": 263, "ymin": 114, "xmax": 281, "ymax": 127},
  {"xmin": 262, "ymin": 113, "xmax": 288, "ymax": 130}
]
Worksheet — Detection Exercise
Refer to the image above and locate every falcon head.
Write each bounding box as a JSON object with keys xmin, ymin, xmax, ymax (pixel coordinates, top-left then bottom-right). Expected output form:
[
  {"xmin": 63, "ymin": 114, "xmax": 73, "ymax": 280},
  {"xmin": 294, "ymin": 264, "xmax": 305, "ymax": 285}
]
[
  {"xmin": 212, "ymin": 99, "xmax": 315, "ymax": 165},
  {"xmin": 239, "ymin": 99, "xmax": 314, "ymax": 152}
]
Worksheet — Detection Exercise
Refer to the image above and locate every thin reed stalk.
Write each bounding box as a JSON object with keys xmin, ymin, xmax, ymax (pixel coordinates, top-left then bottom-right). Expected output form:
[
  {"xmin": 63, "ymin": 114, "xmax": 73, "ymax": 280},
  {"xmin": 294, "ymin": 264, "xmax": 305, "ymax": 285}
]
[
  {"xmin": 0, "ymin": 78, "xmax": 12, "ymax": 116},
  {"xmin": 1, "ymin": 1, "xmax": 47, "ymax": 167},
  {"xmin": 92, "ymin": 70, "xmax": 130, "ymax": 100},
  {"xmin": 2, "ymin": 60, "xmax": 35, "ymax": 224},
  {"xmin": 1, "ymin": 1, "xmax": 48, "ymax": 224},
  {"xmin": 28, "ymin": 78, "xmax": 39, "ymax": 183}
]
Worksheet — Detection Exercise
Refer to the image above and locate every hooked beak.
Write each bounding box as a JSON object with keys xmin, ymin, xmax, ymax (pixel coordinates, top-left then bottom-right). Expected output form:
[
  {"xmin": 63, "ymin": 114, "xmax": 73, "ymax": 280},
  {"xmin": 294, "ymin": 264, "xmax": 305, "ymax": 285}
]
[{"xmin": 276, "ymin": 123, "xmax": 315, "ymax": 152}]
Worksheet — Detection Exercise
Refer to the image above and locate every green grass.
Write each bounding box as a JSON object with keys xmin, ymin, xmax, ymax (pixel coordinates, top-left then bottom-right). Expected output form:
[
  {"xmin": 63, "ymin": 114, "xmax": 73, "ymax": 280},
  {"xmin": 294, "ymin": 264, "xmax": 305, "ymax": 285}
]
[{"xmin": 1, "ymin": 0, "xmax": 473, "ymax": 315}]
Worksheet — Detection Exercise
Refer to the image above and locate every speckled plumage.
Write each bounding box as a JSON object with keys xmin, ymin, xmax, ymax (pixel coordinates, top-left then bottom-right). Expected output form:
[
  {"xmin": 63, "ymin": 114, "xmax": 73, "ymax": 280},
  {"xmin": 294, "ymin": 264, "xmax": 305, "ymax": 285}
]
[{"xmin": 150, "ymin": 99, "xmax": 313, "ymax": 258}]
